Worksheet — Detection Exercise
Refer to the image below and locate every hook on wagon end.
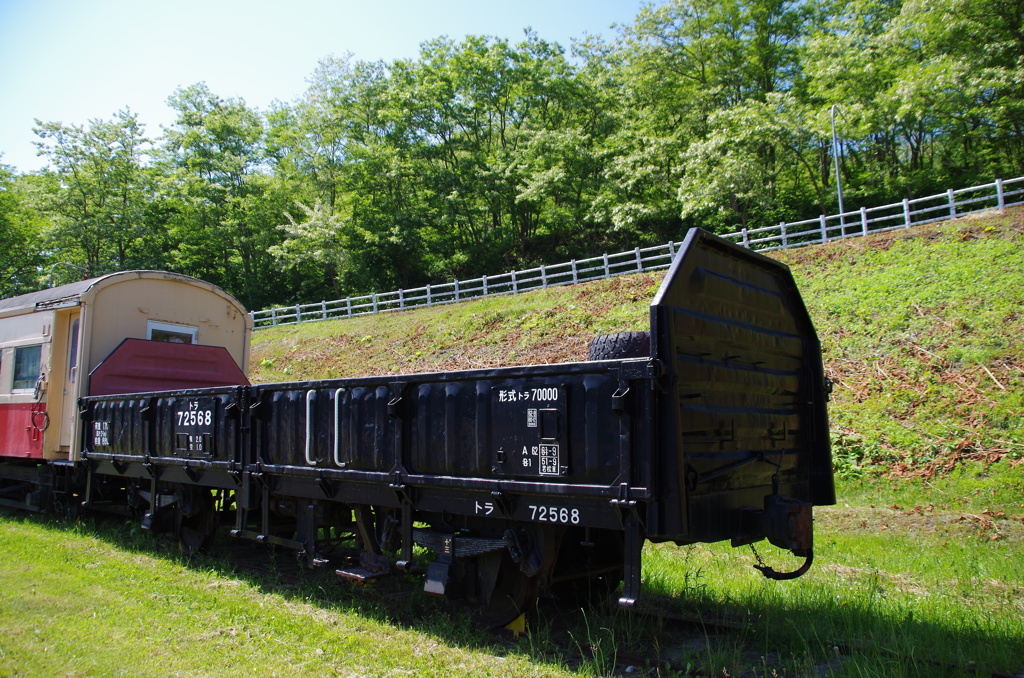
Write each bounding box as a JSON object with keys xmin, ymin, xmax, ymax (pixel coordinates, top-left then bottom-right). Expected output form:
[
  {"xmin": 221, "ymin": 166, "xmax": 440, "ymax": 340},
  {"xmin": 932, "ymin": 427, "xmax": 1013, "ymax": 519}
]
[
  {"xmin": 735, "ymin": 493, "xmax": 817, "ymax": 580},
  {"xmin": 753, "ymin": 548, "xmax": 814, "ymax": 581}
]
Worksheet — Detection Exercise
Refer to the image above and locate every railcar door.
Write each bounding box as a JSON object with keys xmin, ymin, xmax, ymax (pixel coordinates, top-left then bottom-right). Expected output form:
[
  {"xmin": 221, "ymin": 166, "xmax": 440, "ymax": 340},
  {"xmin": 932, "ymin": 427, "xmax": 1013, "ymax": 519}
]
[{"xmin": 59, "ymin": 313, "xmax": 81, "ymax": 449}]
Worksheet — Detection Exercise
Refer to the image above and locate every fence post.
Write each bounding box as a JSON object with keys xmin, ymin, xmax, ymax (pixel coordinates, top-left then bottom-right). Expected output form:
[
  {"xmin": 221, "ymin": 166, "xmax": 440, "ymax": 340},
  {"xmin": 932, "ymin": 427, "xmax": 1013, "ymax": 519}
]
[
  {"xmin": 668, "ymin": 241, "xmax": 676, "ymax": 259},
  {"xmin": 742, "ymin": 227, "xmax": 749, "ymax": 248},
  {"xmin": 398, "ymin": 289, "xmax": 404, "ymax": 310},
  {"xmin": 603, "ymin": 253, "xmax": 610, "ymax": 278},
  {"xmin": 571, "ymin": 260, "xmax": 578, "ymax": 284},
  {"xmin": 372, "ymin": 293, "xmax": 378, "ymax": 314},
  {"xmin": 321, "ymin": 300, "xmax": 328, "ymax": 320},
  {"xmin": 482, "ymin": 275, "xmax": 488, "ymax": 296},
  {"xmin": 819, "ymin": 215, "xmax": 828, "ymax": 243},
  {"xmin": 454, "ymin": 279, "xmax": 460, "ymax": 301},
  {"xmin": 271, "ymin": 308, "xmax": 278, "ymax": 327},
  {"xmin": 296, "ymin": 305, "xmax": 302, "ymax": 324},
  {"xmin": 540, "ymin": 265, "xmax": 547, "ymax": 289},
  {"xmin": 996, "ymin": 178, "xmax": 1005, "ymax": 209},
  {"xmin": 903, "ymin": 199, "xmax": 911, "ymax": 228},
  {"xmin": 634, "ymin": 247, "xmax": 642, "ymax": 272},
  {"xmin": 511, "ymin": 271, "xmax": 518, "ymax": 294},
  {"xmin": 426, "ymin": 284, "xmax": 432, "ymax": 307},
  {"xmin": 860, "ymin": 207, "xmax": 869, "ymax": 236},
  {"xmin": 781, "ymin": 223, "xmax": 788, "ymax": 249},
  {"xmin": 346, "ymin": 297, "xmax": 352, "ymax": 318},
  {"xmin": 948, "ymin": 188, "xmax": 957, "ymax": 217}
]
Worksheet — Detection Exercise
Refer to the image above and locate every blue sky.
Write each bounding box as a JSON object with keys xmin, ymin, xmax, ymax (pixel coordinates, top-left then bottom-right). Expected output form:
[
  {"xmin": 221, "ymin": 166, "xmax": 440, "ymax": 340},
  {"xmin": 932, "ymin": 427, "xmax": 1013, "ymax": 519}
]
[{"xmin": 0, "ymin": 0, "xmax": 644, "ymax": 173}]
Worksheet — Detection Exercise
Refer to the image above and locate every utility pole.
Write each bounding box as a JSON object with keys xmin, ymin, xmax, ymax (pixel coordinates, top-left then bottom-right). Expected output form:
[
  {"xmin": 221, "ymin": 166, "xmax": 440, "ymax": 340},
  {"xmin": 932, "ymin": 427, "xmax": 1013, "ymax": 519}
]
[{"xmin": 831, "ymin": 105, "xmax": 846, "ymax": 234}]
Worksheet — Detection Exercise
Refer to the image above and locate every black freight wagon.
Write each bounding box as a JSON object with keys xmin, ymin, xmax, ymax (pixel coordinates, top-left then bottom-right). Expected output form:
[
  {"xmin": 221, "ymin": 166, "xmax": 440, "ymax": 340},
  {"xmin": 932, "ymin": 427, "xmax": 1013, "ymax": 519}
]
[{"xmin": 80, "ymin": 229, "xmax": 835, "ymax": 624}]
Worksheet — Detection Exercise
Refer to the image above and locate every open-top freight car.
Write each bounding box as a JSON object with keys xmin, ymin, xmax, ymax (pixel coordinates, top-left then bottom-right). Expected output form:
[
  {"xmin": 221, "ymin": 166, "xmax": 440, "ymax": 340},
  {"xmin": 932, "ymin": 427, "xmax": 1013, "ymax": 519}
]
[
  {"xmin": 74, "ymin": 229, "xmax": 835, "ymax": 624},
  {"xmin": 0, "ymin": 270, "xmax": 250, "ymax": 512}
]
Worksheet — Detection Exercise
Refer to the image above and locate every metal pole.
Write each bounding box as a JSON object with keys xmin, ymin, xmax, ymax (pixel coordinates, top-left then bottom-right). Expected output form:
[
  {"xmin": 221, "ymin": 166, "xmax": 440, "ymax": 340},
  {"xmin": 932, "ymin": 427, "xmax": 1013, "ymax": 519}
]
[
  {"xmin": 831, "ymin": 105, "xmax": 846, "ymax": 234},
  {"xmin": 48, "ymin": 262, "xmax": 88, "ymax": 287}
]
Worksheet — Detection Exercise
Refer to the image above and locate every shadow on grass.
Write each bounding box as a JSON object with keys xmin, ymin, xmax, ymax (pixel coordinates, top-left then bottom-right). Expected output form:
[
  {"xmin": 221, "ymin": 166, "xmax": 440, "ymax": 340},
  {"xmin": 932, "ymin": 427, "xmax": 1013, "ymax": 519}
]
[{"xmin": 11, "ymin": 509, "xmax": 1024, "ymax": 678}]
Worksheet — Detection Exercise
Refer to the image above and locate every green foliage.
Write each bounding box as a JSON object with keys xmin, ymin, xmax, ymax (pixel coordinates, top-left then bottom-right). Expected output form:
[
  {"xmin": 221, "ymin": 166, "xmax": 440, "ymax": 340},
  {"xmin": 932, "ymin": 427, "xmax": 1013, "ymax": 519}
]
[
  {"xmin": 678, "ymin": 93, "xmax": 826, "ymax": 229},
  {"xmin": 0, "ymin": 164, "xmax": 46, "ymax": 295},
  {"xmin": 31, "ymin": 110, "xmax": 153, "ymax": 276},
  {"xmin": 4, "ymin": 0, "xmax": 1024, "ymax": 308}
]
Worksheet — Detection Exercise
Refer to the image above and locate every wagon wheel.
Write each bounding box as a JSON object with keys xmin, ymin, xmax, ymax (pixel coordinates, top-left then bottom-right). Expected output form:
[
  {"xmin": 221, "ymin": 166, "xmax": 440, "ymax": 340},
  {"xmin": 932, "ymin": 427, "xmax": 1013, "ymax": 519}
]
[
  {"xmin": 175, "ymin": 487, "xmax": 216, "ymax": 554},
  {"xmin": 549, "ymin": 528, "xmax": 624, "ymax": 605},
  {"xmin": 475, "ymin": 551, "xmax": 540, "ymax": 628},
  {"xmin": 52, "ymin": 496, "xmax": 81, "ymax": 522}
]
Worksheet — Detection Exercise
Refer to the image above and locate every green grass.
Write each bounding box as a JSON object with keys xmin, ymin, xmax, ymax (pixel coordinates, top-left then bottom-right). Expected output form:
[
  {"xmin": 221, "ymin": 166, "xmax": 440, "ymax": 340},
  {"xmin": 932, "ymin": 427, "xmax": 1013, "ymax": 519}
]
[
  {"xmin": 0, "ymin": 512, "xmax": 581, "ymax": 677},
  {"xmin": 774, "ymin": 209, "xmax": 1024, "ymax": 479},
  {"xmin": 4, "ymin": 493, "xmax": 1021, "ymax": 677},
  {"xmin": 250, "ymin": 271, "xmax": 661, "ymax": 383},
  {"xmin": 4, "ymin": 208, "xmax": 1024, "ymax": 676},
  {"xmin": 639, "ymin": 472, "xmax": 1024, "ymax": 676}
]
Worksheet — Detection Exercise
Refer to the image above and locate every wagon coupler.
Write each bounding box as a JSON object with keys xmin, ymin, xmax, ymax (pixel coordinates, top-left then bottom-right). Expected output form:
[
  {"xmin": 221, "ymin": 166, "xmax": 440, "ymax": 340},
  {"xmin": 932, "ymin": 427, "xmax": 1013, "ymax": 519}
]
[
  {"xmin": 751, "ymin": 545, "xmax": 814, "ymax": 581},
  {"xmin": 736, "ymin": 493, "xmax": 816, "ymax": 580}
]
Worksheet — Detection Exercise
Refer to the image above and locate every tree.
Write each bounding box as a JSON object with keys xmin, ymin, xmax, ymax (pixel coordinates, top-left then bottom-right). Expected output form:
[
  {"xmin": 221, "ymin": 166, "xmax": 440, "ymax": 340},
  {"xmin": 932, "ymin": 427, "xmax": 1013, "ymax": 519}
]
[
  {"xmin": 400, "ymin": 33, "xmax": 610, "ymax": 274},
  {"xmin": 677, "ymin": 93, "xmax": 824, "ymax": 230},
  {"xmin": 269, "ymin": 56, "xmax": 425, "ymax": 294},
  {"xmin": 159, "ymin": 83, "xmax": 288, "ymax": 309},
  {"xmin": 0, "ymin": 164, "xmax": 46, "ymax": 297},
  {"xmin": 594, "ymin": 0, "xmax": 819, "ymax": 238},
  {"xmin": 897, "ymin": 0, "xmax": 1024, "ymax": 177},
  {"xmin": 32, "ymin": 109, "xmax": 153, "ymax": 274}
]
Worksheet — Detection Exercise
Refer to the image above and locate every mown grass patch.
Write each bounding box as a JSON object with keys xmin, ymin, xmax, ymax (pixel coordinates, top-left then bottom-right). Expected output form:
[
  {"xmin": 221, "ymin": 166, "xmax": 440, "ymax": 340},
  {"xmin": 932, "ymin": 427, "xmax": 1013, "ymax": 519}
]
[
  {"xmin": 636, "ymin": 473, "xmax": 1024, "ymax": 676},
  {"xmin": 4, "ymin": 478, "xmax": 1022, "ymax": 678},
  {"xmin": 0, "ymin": 512, "xmax": 580, "ymax": 678},
  {"xmin": 250, "ymin": 272, "xmax": 661, "ymax": 383}
]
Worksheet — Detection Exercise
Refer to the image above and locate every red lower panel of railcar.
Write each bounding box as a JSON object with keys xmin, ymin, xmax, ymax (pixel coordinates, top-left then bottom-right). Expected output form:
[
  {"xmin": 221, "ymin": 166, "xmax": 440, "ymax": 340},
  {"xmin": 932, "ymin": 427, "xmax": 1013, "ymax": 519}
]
[{"xmin": 0, "ymin": 403, "xmax": 45, "ymax": 459}]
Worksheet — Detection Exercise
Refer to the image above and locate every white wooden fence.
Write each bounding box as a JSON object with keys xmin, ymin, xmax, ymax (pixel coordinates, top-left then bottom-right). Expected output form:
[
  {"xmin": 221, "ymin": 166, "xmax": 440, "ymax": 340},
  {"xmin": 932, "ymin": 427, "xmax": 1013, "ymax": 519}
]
[{"xmin": 252, "ymin": 176, "xmax": 1023, "ymax": 328}]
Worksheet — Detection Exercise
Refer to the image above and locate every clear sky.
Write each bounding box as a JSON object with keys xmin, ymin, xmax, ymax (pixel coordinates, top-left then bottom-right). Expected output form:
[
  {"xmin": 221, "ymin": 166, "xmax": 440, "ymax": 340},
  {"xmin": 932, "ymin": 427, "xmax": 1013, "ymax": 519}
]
[{"xmin": 0, "ymin": 0, "xmax": 644, "ymax": 173}]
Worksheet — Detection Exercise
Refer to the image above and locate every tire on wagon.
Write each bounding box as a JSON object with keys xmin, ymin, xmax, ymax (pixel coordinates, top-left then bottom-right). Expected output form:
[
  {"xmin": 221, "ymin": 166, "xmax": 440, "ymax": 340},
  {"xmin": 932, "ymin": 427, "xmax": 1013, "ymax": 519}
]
[{"xmin": 587, "ymin": 331, "xmax": 651, "ymax": 361}]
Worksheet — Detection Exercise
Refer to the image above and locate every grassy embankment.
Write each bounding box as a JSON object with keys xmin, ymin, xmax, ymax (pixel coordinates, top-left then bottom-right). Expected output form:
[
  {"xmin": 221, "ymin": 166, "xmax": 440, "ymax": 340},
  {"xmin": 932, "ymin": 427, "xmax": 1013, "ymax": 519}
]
[{"xmin": 1, "ymin": 208, "xmax": 1022, "ymax": 677}]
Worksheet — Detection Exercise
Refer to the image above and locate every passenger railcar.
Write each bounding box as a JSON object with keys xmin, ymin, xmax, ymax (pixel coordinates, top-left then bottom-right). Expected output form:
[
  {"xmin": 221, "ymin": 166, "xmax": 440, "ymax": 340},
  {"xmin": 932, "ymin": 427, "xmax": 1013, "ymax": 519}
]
[{"xmin": 0, "ymin": 271, "xmax": 250, "ymax": 509}]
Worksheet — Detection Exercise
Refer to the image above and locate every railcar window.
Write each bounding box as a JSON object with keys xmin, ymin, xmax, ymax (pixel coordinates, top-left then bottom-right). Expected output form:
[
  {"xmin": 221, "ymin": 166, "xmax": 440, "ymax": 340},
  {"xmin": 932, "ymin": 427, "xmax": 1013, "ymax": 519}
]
[
  {"xmin": 13, "ymin": 345, "xmax": 42, "ymax": 391},
  {"xmin": 147, "ymin": 320, "xmax": 197, "ymax": 344}
]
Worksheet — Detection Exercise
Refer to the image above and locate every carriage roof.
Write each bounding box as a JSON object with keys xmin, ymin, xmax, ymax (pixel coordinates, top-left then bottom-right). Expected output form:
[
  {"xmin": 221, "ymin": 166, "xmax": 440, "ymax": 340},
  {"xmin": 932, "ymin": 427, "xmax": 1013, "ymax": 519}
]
[{"xmin": 0, "ymin": 271, "xmax": 244, "ymax": 316}]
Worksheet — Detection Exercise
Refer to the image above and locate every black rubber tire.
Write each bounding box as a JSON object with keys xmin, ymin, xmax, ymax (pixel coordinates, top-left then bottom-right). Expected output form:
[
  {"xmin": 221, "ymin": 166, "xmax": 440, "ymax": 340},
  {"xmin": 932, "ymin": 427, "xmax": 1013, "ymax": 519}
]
[{"xmin": 587, "ymin": 331, "xmax": 651, "ymax": 361}]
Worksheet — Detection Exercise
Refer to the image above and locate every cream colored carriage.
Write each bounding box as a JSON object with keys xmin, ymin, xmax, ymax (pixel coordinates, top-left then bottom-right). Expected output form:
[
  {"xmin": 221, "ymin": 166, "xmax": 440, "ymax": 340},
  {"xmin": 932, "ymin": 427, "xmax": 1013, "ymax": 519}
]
[{"xmin": 0, "ymin": 271, "xmax": 250, "ymax": 464}]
